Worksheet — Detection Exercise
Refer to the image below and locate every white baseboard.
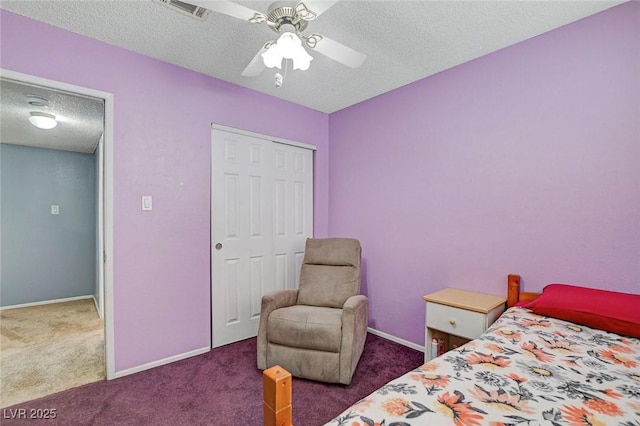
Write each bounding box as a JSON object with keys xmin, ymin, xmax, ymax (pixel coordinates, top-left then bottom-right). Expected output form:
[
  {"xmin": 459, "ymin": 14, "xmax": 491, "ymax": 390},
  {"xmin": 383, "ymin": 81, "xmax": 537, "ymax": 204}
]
[
  {"xmin": 0, "ymin": 295, "xmax": 94, "ymax": 311},
  {"xmin": 113, "ymin": 346, "xmax": 210, "ymax": 379},
  {"xmin": 368, "ymin": 327, "xmax": 425, "ymax": 353}
]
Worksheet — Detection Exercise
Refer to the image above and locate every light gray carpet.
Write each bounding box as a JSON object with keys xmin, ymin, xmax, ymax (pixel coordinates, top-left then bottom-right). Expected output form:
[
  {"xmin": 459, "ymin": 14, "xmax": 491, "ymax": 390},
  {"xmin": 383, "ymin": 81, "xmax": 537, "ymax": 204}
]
[{"xmin": 0, "ymin": 298, "xmax": 105, "ymax": 408}]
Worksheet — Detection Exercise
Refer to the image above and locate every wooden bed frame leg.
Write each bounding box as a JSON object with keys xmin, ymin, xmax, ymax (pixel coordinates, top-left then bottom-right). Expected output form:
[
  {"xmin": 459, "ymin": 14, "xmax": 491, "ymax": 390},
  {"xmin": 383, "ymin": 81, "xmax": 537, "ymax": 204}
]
[{"xmin": 263, "ymin": 365, "xmax": 293, "ymax": 426}]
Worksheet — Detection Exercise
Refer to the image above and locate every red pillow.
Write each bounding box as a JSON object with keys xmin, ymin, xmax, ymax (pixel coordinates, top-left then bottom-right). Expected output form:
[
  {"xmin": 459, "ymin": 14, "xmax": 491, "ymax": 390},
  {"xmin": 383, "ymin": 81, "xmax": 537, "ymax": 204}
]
[{"xmin": 523, "ymin": 284, "xmax": 640, "ymax": 338}]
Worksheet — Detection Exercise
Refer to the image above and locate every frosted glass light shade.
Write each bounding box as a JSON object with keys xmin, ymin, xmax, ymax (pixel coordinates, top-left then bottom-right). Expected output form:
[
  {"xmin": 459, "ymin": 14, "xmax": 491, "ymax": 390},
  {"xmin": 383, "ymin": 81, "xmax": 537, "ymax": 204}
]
[
  {"xmin": 262, "ymin": 44, "xmax": 283, "ymax": 69},
  {"xmin": 29, "ymin": 112, "xmax": 57, "ymax": 129},
  {"xmin": 262, "ymin": 32, "xmax": 313, "ymax": 71}
]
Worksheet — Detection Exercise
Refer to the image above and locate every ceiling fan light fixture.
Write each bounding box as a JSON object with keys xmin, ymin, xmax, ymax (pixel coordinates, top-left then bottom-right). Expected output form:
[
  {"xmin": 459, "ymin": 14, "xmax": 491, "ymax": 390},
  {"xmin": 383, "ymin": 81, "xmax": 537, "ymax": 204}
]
[
  {"xmin": 261, "ymin": 32, "xmax": 313, "ymax": 71},
  {"xmin": 29, "ymin": 111, "xmax": 58, "ymax": 130},
  {"xmin": 262, "ymin": 43, "xmax": 283, "ymax": 69},
  {"xmin": 291, "ymin": 50, "xmax": 312, "ymax": 71}
]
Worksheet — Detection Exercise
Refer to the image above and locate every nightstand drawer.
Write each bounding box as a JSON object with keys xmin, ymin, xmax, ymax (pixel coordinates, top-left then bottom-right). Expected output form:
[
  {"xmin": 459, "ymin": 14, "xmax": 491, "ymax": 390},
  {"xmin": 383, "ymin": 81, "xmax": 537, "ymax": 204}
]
[{"xmin": 426, "ymin": 302, "xmax": 486, "ymax": 340}]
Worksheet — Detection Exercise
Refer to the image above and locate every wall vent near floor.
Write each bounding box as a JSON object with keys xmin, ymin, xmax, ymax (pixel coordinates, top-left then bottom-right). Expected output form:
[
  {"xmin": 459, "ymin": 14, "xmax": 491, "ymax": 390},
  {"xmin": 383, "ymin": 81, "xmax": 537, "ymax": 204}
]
[{"xmin": 153, "ymin": 0, "xmax": 211, "ymax": 21}]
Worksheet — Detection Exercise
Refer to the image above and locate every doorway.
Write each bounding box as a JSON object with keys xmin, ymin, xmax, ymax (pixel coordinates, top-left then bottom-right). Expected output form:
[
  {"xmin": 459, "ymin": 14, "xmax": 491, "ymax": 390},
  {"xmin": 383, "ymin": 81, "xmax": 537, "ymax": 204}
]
[
  {"xmin": 0, "ymin": 69, "xmax": 115, "ymax": 381},
  {"xmin": 210, "ymin": 125, "xmax": 314, "ymax": 347}
]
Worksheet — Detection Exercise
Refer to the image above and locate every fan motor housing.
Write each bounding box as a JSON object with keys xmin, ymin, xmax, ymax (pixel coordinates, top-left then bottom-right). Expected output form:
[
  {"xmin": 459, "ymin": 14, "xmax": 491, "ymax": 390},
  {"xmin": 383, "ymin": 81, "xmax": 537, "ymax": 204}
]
[{"xmin": 267, "ymin": 2, "xmax": 308, "ymax": 32}]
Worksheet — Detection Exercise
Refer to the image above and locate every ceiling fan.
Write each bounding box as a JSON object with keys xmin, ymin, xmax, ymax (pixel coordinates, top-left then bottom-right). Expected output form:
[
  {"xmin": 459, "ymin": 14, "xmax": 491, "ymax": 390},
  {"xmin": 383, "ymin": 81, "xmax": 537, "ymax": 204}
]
[{"xmin": 160, "ymin": 0, "xmax": 367, "ymax": 84}]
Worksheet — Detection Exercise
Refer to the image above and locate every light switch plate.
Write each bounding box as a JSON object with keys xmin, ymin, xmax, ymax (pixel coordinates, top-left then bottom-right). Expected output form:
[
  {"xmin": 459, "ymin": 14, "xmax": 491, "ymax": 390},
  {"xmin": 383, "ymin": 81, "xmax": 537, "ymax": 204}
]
[
  {"xmin": 51, "ymin": 204, "xmax": 59, "ymax": 215},
  {"xmin": 142, "ymin": 195, "xmax": 152, "ymax": 211}
]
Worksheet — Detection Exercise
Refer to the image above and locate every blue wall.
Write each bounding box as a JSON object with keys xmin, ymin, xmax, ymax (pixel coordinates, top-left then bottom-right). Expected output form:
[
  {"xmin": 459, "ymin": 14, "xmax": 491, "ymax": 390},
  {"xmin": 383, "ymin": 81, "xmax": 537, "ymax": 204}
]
[{"xmin": 1, "ymin": 143, "xmax": 96, "ymax": 307}]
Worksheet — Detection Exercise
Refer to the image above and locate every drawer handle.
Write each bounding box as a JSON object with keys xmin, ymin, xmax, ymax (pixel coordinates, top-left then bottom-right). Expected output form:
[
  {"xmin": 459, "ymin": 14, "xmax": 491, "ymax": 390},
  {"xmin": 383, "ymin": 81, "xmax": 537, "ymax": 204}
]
[{"xmin": 449, "ymin": 318, "xmax": 456, "ymax": 326}]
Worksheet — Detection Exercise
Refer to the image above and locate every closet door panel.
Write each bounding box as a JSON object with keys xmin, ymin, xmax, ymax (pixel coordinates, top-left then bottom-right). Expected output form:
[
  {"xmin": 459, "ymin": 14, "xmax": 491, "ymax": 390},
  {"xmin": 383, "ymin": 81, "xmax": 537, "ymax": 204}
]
[{"xmin": 211, "ymin": 129, "xmax": 313, "ymax": 347}]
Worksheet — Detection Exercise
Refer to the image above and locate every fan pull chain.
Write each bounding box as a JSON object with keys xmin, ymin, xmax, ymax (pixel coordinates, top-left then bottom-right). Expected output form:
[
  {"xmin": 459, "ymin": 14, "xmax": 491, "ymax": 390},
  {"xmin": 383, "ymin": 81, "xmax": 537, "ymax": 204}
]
[{"xmin": 274, "ymin": 59, "xmax": 290, "ymax": 89}]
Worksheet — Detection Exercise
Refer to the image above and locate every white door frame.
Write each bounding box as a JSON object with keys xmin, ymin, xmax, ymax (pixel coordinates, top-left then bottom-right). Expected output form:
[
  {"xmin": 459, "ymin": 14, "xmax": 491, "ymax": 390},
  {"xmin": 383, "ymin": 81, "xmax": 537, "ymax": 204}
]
[
  {"xmin": 96, "ymin": 134, "xmax": 105, "ymax": 319},
  {"xmin": 1, "ymin": 68, "xmax": 116, "ymax": 380},
  {"xmin": 211, "ymin": 123, "xmax": 316, "ymax": 151}
]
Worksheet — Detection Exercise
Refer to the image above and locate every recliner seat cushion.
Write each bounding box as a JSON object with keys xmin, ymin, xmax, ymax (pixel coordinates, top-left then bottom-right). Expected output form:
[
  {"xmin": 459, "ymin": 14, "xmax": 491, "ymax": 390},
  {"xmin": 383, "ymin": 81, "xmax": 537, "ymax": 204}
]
[{"xmin": 267, "ymin": 305, "xmax": 342, "ymax": 352}]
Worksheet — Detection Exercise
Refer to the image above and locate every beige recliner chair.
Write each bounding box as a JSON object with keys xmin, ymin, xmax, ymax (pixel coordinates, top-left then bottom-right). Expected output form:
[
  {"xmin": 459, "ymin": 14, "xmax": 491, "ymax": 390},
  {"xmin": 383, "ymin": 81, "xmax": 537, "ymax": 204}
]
[{"xmin": 257, "ymin": 238, "xmax": 368, "ymax": 385}]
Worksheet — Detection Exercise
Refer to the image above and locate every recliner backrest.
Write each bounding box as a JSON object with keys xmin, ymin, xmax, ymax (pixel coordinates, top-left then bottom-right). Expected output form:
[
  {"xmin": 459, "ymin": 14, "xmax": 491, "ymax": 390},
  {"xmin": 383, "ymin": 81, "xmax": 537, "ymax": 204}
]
[{"xmin": 296, "ymin": 238, "xmax": 361, "ymax": 308}]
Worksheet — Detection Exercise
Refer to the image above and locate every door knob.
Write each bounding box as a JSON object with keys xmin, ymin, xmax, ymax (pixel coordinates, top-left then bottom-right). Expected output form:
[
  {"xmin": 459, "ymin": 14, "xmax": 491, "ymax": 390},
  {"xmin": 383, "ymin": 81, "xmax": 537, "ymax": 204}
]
[{"xmin": 215, "ymin": 243, "xmax": 223, "ymax": 250}]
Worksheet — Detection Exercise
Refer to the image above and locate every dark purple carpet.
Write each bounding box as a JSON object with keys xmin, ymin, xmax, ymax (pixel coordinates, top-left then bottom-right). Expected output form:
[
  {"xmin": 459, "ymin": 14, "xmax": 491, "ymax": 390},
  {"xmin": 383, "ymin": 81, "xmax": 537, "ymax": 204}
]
[{"xmin": 2, "ymin": 333, "xmax": 423, "ymax": 425}]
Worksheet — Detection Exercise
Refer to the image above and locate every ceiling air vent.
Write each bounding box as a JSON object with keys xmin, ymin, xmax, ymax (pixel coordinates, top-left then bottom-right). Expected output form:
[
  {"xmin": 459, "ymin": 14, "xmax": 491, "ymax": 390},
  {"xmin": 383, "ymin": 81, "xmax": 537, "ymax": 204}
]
[{"xmin": 153, "ymin": 0, "xmax": 211, "ymax": 21}]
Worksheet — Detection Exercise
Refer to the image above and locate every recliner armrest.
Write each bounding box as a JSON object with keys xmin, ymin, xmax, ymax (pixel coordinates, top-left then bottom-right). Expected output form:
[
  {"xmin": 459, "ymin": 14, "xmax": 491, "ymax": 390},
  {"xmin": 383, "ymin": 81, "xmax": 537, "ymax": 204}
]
[
  {"xmin": 257, "ymin": 289, "xmax": 299, "ymax": 370},
  {"xmin": 339, "ymin": 295, "xmax": 369, "ymax": 384},
  {"xmin": 262, "ymin": 289, "xmax": 298, "ymax": 312},
  {"xmin": 341, "ymin": 295, "xmax": 368, "ymax": 333},
  {"xmin": 343, "ymin": 294, "xmax": 368, "ymax": 312}
]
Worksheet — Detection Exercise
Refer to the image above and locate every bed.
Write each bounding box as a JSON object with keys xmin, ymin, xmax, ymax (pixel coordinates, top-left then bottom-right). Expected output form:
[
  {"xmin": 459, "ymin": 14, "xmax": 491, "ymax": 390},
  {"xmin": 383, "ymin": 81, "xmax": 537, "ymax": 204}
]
[{"xmin": 323, "ymin": 275, "xmax": 640, "ymax": 426}]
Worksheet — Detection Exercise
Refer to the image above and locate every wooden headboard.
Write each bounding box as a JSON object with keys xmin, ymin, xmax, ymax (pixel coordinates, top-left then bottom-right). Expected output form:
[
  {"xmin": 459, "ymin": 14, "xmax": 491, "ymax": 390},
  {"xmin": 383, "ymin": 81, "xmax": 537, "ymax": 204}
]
[{"xmin": 507, "ymin": 274, "xmax": 541, "ymax": 308}]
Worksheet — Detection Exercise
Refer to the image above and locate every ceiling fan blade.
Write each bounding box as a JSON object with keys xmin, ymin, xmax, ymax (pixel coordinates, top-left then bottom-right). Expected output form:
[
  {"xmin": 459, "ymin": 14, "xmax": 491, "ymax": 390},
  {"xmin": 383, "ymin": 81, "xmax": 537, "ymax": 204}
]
[
  {"xmin": 189, "ymin": 0, "xmax": 266, "ymax": 23},
  {"xmin": 306, "ymin": 34, "xmax": 366, "ymax": 69},
  {"xmin": 295, "ymin": 0, "xmax": 339, "ymax": 20},
  {"xmin": 241, "ymin": 43, "xmax": 272, "ymax": 77}
]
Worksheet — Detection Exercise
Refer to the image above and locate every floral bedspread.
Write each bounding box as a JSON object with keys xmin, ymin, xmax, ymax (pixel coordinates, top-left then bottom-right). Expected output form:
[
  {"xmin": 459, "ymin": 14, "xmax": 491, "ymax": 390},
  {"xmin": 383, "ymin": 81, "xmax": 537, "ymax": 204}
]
[{"xmin": 326, "ymin": 307, "xmax": 640, "ymax": 426}]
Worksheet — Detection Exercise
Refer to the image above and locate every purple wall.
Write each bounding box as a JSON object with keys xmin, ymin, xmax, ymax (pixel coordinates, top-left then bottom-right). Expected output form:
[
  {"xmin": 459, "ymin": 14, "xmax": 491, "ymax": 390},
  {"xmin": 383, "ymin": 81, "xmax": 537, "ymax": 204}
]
[
  {"xmin": 2, "ymin": 2, "xmax": 638, "ymax": 366},
  {"xmin": 329, "ymin": 2, "xmax": 639, "ymax": 345},
  {"xmin": 1, "ymin": 10, "xmax": 329, "ymax": 372}
]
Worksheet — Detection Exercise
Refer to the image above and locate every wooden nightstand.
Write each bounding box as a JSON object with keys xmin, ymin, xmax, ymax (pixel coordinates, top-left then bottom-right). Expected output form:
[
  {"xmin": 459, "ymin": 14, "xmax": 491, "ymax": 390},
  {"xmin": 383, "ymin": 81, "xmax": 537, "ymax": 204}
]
[{"xmin": 423, "ymin": 288, "xmax": 506, "ymax": 362}]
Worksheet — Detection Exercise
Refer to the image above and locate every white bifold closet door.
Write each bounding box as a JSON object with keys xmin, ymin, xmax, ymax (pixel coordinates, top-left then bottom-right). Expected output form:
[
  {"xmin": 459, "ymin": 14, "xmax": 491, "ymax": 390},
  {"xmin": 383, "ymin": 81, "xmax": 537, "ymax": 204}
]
[{"xmin": 211, "ymin": 127, "xmax": 313, "ymax": 348}]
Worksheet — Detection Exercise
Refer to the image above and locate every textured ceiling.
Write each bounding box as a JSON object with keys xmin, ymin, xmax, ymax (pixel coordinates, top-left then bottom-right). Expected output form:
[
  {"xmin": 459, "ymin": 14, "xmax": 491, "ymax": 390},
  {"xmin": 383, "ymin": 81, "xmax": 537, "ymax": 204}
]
[
  {"xmin": 0, "ymin": 1, "xmax": 627, "ymax": 152},
  {"xmin": 0, "ymin": 0, "xmax": 626, "ymax": 115},
  {"xmin": 0, "ymin": 78, "xmax": 104, "ymax": 154}
]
